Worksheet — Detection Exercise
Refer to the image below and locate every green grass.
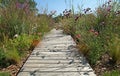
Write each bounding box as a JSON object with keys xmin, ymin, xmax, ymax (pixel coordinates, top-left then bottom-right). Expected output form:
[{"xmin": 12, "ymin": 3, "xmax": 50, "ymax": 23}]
[
  {"xmin": 103, "ymin": 70, "xmax": 120, "ymax": 76},
  {"xmin": 0, "ymin": 72, "xmax": 10, "ymax": 76},
  {"xmin": 0, "ymin": 0, "xmax": 54, "ymax": 69}
]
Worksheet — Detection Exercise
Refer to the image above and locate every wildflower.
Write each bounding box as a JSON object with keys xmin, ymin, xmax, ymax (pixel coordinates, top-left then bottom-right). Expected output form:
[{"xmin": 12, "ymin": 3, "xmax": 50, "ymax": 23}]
[
  {"xmin": 69, "ymin": 9, "xmax": 71, "ymax": 12},
  {"xmin": 75, "ymin": 16, "xmax": 79, "ymax": 21},
  {"xmin": 86, "ymin": 8, "xmax": 91, "ymax": 11},
  {"xmin": 100, "ymin": 21, "xmax": 105, "ymax": 26},
  {"xmin": 14, "ymin": 34, "xmax": 19, "ymax": 38},
  {"xmin": 84, "ymin": 8, "xmax": 91, "ymax": 14},
  {"xmin": 102, "ymin": 4, "xmax": 106, "ymax": 7},
  {"xmin": 16, "ymin": 2, "xmax": 22, "ymax": 8},
  {"xmin": 50, "ymin": 10, "xmax": 56, "ymax": 16},
  {"xmin": 89, "ymin": 29, "xmax": 95, "ymax": 33},
  {"xmin": 106, "ymin": 5, "xmax": 111, "ymax": 12},
  {"xmin": 76, "ymin": 34, "xmax": 81, "ymax": 39},
  {"xmin": 94, "ymin": 31, "xmax": 99, "ymax": 36},
  {"xmin": 63, "ymin": 9, "xmax": 71, "ymax": 18}
]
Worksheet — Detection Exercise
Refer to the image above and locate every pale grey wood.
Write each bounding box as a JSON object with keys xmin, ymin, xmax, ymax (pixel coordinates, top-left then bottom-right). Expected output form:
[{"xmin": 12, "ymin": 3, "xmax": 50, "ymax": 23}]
[
  {"xmin": 23, "ymin": 63, "xmax": 90, "ymax": 68},
  {"xmin": 17, "ymin": 29, "xmax": 96, "ymax": 76},
  {"xmin": 18, "ymin": 72, "xmax": 96, "ymax": 76},
  {"xmin": 28, "ymin": 56, "xmax": 81, "ymax": 60}
]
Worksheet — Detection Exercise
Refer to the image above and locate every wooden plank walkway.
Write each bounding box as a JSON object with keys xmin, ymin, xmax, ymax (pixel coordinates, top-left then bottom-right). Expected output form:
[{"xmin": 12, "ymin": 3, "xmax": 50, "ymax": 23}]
[{"xmin": 17, "ymin": 29, "xmax": 96, "ymax": 76}]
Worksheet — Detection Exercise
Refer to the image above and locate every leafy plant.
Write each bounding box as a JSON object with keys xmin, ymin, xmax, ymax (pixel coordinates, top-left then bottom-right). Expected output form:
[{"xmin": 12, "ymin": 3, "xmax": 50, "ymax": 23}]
[
  {"xmin": 108, "ymin": 34, "xmax": 120, "ymax": 64},
  {"xmin": 0, "ymin": 72, "xmax": 10, "ymax": 76},
  {"xmin": 103, "ymin": 70, "xmax": 120, "ymax": 76}
]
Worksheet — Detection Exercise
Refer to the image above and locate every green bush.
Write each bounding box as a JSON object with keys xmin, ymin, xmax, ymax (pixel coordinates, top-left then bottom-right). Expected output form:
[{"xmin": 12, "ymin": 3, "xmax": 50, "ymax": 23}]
[
  {"xmin": 0, "ymin": 0, "xmax": 52, "ymax": 41},
  {"xmin": 0, "ymin": 34, "xmax": 40, "ymax": 68},
  {"xmin": 0, "ymin": 0, "xmax": 53, "ymax": 68},
  {"xmin": 107, "ymin": 34, "xmax": 120, "ymax": 64},
  {"xmin": 0, "ymin": 72, "xmax": 10, "ymax": 76},
  {"xmin": 61, "ymin": 0, "xmax": 120, "ymax": 65},
  {"xmin": 13, "ymin": 34, "xmax": 34, "ymax": 56},
  {"xmin": 103, "ymin": 70, "xmax": 120, "ymax": 76},
  {"xmin": 0, "ymin": 48, "xmax": 7, "ymax": 68}
]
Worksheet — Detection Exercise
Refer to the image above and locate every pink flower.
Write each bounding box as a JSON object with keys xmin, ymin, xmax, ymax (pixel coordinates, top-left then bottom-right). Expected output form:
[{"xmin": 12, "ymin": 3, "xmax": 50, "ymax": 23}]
[
  {"xmin": 106, "ymin": 5, "xmax": 111, "ymax": 12},
  {"xmin": 89, "ymin": 29, "xmax": 95, "ymax": 33},
  {"xmin": 76, "ymin": 34, "xmax": 81, "ymax": 39},
  {"xmin": 94, "ymin": 31, "xmax": 99, "ymax": 36}
]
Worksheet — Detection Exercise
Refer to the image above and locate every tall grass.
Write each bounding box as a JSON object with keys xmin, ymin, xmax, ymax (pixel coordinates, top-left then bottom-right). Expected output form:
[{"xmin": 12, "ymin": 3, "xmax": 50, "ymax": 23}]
[
  {"xmin": 0, "ymin": 0, "xmax": 54, "ymax": 69},
  {"xmin": 61, "ymin": 0, "xmax": 120, "ymax": 65},
  {"xmin": 103, "ymin": 70, "xmax": 120, "ymax": 76}
]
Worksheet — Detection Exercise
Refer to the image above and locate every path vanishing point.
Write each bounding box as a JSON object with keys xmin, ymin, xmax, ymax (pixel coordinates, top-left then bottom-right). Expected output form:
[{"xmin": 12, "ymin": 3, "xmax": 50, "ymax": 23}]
[{"xmin": 17, "ymin": 29, "xmax": 96, "ymax": 76}]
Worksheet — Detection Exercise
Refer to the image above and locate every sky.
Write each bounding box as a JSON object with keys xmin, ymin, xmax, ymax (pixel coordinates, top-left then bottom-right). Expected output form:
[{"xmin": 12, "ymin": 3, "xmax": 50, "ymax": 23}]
[{"xmin": 34, "ymin": 0, "xmax": 108, "ymax": 15}]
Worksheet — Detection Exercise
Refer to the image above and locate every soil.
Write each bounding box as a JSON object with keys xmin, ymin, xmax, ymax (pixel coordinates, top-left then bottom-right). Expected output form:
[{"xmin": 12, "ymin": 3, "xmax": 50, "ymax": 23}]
[{"xmin": 92, "ymin": 52, "xmax": 120, "ymax": 76}]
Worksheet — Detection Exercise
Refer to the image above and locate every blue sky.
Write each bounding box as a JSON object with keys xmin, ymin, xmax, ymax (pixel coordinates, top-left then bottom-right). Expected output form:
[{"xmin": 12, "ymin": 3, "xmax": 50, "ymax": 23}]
[{"xmin": 35, "ymin": 0, "xmax": 108, "ymax": 15}]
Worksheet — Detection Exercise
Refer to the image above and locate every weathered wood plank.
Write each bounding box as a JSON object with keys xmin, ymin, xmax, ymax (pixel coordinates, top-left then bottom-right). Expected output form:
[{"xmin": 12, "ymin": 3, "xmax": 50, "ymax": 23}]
[
  {"xmin": 18, "ymin": 71, "xmax": 96, "ymax": 76},
  {"xmin": 23, "ymin": 63, "xmax": 89, "ymax": 68},
  {"xmin": 17, "ymin": 29, "xmax": 96, "ymax": 76},
  {"xmin": 20, "ymin": 67, "xmax": 93, "ymax": 72},
  {"xmin": 28, "ymin": 56, "xmax": 81, "ymax": 60}
]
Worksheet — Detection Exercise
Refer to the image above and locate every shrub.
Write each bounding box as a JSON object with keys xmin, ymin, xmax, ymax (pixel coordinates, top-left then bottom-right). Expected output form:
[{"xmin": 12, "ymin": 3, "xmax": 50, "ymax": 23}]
[
  {"xmin": 103, "ymin": 70, "xmax": 120, "ymax": 76},
  {"xmin": 13, "ymin": 34, "xmax": 34, "ymax": 56},
  {"xmin": 0, "ymin": 72, "xmax": 10, "ymax": 76},
  {"xmin": 0, "ymin": 0, "xmax": 52, "ymax": 41},
  {"xmin": 0, "ymin": 34, "xmax": 40, "ymax": 68},
  {"xmin": 0, "ymin": 48, "xmax": 7, "ymax": 68},
  {"xmin": 107, "ymin": 34, "xmax": 120, "ymax": 64}
]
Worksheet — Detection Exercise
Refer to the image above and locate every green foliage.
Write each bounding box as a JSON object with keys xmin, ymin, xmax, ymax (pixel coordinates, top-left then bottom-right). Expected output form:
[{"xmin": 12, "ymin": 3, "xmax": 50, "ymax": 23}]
[
  {"xmin": 0, "ymin": 34, "xmax": 40, "ymax": 68},
  {"xmin": 87, "ymin": 36, "xmax": 104, "ymax": 64},
  {"xmin": 108, "ymin": 34, "xmax": 120, "ymax": 64},
  {"xmin": 103, "ymin": 70, "xmax": 120, "ymax": 76},
  {"xmin": 0, "ymin": 0, "xmax": 52, "ymax": 41},
  {"xmin": 0, "ymin": 48, "xmax": 7, "ymax": 68},
  {"xmin": 61, "ymin": 0, "xmax": 120, "ymax": 65},
  {"xmin": 0, "ymin": 72, "xmax": 10, "ymax": 76},
  {"xmin": 13, "ymin": 34, "xmax": 33, "ymax": 56},
  {"xmin": 0, "ymin": 0, "xmax": 53, "ymax": 69}
]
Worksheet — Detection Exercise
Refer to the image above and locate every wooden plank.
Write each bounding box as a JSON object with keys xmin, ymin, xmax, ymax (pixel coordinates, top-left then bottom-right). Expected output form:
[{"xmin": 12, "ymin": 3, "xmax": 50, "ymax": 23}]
[
  {"xmin": 20, "ymin": 67, "xmax": 93, "ymax": 72},
  {"xmin": 30, "ymin": 53, "xmax": 80, "ymax": 57},
  {"xmin": 23, "ymin": 63, "xmax": 90, "ymax": 68},
  {"xmin": 18, "ymin": 71, "xmax": 96, "ymax": 76},
  {"xmin": 31, "ymin": 52, "xmax": 79, "ymax": 56},
  {"xmin": 17, "ymin": 29, "xmax": 96, "ymax": 76},
  {"xmin": 28, "ymin": 56, "xmax": 81, "ymax": 60},
  {"xmin": 25, "ymin": 59, "xmax": 81, "ymax": 64}
]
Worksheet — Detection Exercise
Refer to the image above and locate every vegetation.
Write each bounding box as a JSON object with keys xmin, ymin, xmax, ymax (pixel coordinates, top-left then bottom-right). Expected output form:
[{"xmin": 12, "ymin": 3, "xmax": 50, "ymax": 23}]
[
  {"xmin": 61, "ymin": 0, "xmax": 120, "ymax": 65},
  {"xmin": 59, "ymin": 0, "xmax": 120, "ymax": 75},
  {"xmin": 103, "ymin": 70, "xmax": 120, "ymax": 76},
  {"xmin": 0, "ymin": 0, "xmax": 120, "ymax": 76},
  {"xmin": 0, "ymin": 0, "xmax": 54, "ymax": 75},
  {"xmin": 0, "ymin": 72, "xmax": 10, "ymax": 76}
]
